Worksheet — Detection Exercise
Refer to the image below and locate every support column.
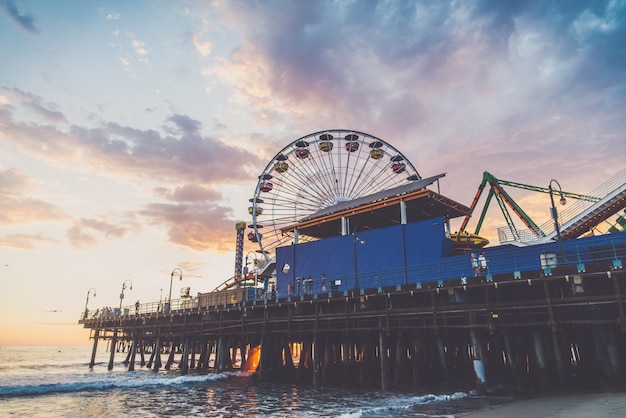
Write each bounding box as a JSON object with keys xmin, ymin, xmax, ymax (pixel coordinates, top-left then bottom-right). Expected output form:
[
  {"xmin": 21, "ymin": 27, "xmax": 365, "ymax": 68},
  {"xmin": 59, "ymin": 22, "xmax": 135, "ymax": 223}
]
[
  {"xmin": 165, "ymin": 341, "xmax": 176, "ymax": 370},
  {"xmin": 128, "ymin": 339, "xmax": 138, "ymax": 371},
  {"xmin": 604, "ymin": 327, "xmax": 621, "ymax": 383},
  {"xmin": 216, "ymin": 336, "xmax": 224, "ymax": 373},
  {"xmin": 342, "ymin": 339, "xmax": 352, "ymax": 382},
  {"xmin": 593, "ymin": 325, "xmax": 621, "ymax": 383},
  {"xmin": 469, "ymin": 312, "xmax": 487, "ymax": 395},
  {"xmin": 394, "ymin": 333, "xmax": 404, "ymax": 386},
  {"xmin": 503, "ymin": 333, "xmax": 523, "ymax": 392},
  {"xmin": 283, "ymin": 341, "xmax": 295, "ymax": 373},
  {"xmin": 139, "ymin": 340, "xmax": 146, "ymax": 366},
  {"xmin": 89, "ymin": 329, "xmax": 99, "ymax": 369},
  {"xmin": 147, "ymin": 344, "xmax": 156, "ymax": 369},
  {"xmin": 190, "ymin": 342, "xmax": 196, "ymax": 370},
  {"xmin": 123, "ymin": 342, "xmax": 133, "ymax": 364},
  {"xmin": 550, "ymin": 331, "xmax": 565, "ymax": 386},
  {"xmin": 312, "ymin": 334, "xmax": 320, "ymax": 386},
  {"xmin": 435, "ymin": 334, "xmax": 449, "ymax": 384},
  {"xmin": 359, "ymin": 335, "xmax": 371, "ymax": 387},
  {"xmin": 298, "ymin": 338, "xmax": 312, "ymax": 380},
  {"xmin": 379, "ymin": 326, "xmax": 390, "ymax": 390},
  {"xmin": 239, "ymin": 343, "xmax": 248, "ymax": 369},
  {"xmin": 532, "ymin": 330, "xmax": 548, "ymax": 391},
  {"xmin": 206, "ymin": 341, "xmax": 214, "ymax": 371},
  {"xmin": 154, "ymin": 338, "xmax": 163, "ymax": 371},
  {"xmin": 108, "ymin": 330, "xmax": 117, "ymax": 370},
  {"xmin": 198, "ymin": 341, "xmax": 208, "ymax": 371},
  {"xmin": 411, "ymin": 335, "xmax": 421, "ymax": 387},
  {"xmin": 180, "ymin": 338, "xmax": 190, "ymax": 375},
  {"xmin": 322, "ymin": 338, "xmax": 334, "ymax": 382}
]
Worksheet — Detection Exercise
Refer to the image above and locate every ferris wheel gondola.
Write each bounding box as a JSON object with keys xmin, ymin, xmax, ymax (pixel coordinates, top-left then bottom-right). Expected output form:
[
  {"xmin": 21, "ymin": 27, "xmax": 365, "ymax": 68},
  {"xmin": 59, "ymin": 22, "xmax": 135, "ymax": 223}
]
[{"xmin": 248, "ymin": 129, "xmax": 421, "ymax": 255}]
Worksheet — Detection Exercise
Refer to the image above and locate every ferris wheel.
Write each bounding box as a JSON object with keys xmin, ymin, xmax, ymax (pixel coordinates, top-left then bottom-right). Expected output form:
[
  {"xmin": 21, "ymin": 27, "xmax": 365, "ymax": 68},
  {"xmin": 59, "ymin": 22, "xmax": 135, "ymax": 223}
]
[{"xmin": 248, "ymin": 129, "xmax": 421, "ymax": 255}]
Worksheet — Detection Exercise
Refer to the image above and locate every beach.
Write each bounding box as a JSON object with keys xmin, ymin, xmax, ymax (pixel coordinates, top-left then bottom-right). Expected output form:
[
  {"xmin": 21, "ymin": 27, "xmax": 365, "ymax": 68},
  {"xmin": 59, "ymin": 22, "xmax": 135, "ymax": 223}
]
[{"xmin": 464, "ymin": 391, "xmax": 626, "ymax": 417}]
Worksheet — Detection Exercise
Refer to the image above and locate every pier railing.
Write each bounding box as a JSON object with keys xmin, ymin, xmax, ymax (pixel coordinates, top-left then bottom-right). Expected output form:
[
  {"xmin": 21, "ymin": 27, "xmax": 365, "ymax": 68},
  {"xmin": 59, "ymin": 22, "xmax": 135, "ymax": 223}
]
[{"xmin": 80, "ymin": 296, "xmax": 199, "ymax": 322}]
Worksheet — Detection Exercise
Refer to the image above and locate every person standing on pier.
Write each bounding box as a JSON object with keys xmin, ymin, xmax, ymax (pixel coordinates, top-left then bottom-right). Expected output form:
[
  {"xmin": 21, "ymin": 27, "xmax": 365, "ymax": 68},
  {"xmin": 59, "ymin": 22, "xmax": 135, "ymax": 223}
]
[
  {"xmin": 135, "ymin": 300, "xmax": 140, "ymax": 314},
  {"xmin": 478, "ymin": 251, "xmax": 488, "ymax": 275},
  {"xmin": 306, "ymin": 276, "xmax": 313, "ymax": 295},
  {"xmin": 321, "ymin": 274, "xmax": 327, "ymax": 293},
  {"xmin": 471, "ymin": 253, "xmax": 480, "ymax": 277}
]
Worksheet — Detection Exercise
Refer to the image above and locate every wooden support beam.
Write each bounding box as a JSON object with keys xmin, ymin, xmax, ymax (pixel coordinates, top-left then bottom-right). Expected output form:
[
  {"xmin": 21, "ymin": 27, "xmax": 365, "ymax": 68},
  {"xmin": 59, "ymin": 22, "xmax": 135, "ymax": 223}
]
[{"xmin": 89, "ymin": 329, "xmax": 99, "ymax": 369}]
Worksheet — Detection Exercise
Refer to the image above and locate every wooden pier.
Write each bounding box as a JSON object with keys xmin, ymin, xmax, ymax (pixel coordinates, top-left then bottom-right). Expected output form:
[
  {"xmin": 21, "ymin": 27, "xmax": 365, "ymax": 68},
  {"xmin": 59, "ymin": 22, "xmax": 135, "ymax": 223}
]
[{"xmin": 80, "ymin": 260, "xmax": 626, "ymax": 393}]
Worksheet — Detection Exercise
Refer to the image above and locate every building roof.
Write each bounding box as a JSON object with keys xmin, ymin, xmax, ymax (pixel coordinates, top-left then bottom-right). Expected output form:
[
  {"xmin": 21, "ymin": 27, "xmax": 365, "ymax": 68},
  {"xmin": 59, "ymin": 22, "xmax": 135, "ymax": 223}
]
[{"xmin": 281, "ymin": 173, "xmax": 472, "ymax": 239}]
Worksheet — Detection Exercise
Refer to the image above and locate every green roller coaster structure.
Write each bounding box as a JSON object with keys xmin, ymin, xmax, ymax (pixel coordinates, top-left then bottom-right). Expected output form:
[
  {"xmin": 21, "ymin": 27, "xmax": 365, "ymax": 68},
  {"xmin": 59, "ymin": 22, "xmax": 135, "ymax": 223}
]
[{"xmin": 459, "ymin": 171, "xmax": 600, "ymax": 242}]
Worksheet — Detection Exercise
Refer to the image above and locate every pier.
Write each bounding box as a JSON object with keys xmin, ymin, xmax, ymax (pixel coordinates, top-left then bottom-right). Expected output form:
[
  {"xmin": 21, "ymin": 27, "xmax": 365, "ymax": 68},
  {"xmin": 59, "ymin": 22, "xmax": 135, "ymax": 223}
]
[
  {"xmin": 80, "ymin": 247, "xmax": 626, "ymax": 393},
  {"xmin": 79, "ymin": 131, "xmax": 626, "ymax": 393}
]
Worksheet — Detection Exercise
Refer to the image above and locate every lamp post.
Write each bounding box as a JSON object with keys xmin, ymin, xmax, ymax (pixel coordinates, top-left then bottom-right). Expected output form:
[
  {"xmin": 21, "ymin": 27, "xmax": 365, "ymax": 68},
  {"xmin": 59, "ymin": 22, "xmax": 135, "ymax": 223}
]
[
  {"xmin": 169, "ymin": 268, "xmax": 183, "ymax": 312},
  {"xmin": 119, "ymin": 280, "xmax": 133, "ymax": 312},
  {"xmin": 84, "ymin": 287, "xmax": 96, "ymax": 319},
  {"xmin": 352, "ymin": 226, "xmax": 366, "ymax": 293},
  {"xmin": 548, "ymin": 179, "xmax": 567, "ymax": 243},
  {"xmin": 244, "ymin": 251, "xmax": 257, "ymax": 276}
]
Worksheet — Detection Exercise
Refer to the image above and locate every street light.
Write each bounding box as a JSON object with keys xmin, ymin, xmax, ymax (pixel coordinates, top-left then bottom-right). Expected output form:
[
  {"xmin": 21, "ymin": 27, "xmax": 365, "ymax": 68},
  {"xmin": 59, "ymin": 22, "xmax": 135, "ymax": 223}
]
[
  {"xmin": 119, "ymin": 280, "xmax": 133, "ymax": 312},
  {"xmin": 352, "ymin": 226, "xmax": 366, "ymax": 293},
  {"xmin": 549, "ymin": 179, "xmax": 567, "ymax": 243},
  {"xmin": 169, "ymin": 268, "xmax": 183, "ymax": 311},
  {"xmin": 244, "ymin": 251, "xmax": 257, "ymax": 275},
  {"xmin": 84, "ymin": 287, "xmax": 96, "ymax": 319}
]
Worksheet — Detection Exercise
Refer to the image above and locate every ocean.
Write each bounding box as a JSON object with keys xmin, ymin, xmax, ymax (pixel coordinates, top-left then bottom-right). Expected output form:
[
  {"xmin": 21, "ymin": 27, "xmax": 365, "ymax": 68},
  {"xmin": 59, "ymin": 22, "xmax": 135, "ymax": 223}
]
[{"xmin": 0, "ymin": 345, "xmax": 514, "ymax": 417}]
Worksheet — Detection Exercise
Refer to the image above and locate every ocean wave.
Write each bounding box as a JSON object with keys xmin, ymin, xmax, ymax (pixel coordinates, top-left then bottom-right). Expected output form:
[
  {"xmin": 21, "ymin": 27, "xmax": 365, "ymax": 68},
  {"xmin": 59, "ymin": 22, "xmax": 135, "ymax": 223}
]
[
  {"xmin": 337, "ymin": 391, "xmax": 470, "ymax": 418},
  {"xmin": 0, "ymin": 371, "xmax": 235, "ymax": 398}
]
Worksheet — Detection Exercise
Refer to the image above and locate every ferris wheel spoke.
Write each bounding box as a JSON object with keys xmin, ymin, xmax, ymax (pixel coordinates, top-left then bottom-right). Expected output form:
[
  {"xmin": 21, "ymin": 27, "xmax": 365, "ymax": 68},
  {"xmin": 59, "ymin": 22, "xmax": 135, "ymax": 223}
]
[
  {"xmin": 305, "ymin": 143, "xmax": 338, "ymax": 199},
  {"xmin": 281, "ymin": 157, "xmax": 334, "ymax": 205}
]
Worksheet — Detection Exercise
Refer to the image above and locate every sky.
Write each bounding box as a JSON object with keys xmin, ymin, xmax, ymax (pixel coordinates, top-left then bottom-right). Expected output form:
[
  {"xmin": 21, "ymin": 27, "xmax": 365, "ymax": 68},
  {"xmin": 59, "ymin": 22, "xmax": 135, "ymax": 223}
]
[{"xmin": 1, "ymin": 0, "xmax": 625, "ymax": 346}]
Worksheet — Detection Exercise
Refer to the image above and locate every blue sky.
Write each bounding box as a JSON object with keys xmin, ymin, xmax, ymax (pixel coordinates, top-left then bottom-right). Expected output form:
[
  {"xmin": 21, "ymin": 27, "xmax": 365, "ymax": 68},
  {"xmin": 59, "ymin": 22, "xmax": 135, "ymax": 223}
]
[{"xmin": 1, "ymin": 0, "xmax": 625, "ymax": 345}]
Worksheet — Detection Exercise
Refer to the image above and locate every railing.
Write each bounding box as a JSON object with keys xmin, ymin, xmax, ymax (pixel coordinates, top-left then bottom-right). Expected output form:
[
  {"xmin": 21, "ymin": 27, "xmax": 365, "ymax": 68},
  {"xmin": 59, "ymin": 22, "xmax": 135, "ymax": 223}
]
[{"xmin": 80, "ymin": 297, "xmax": 200, "ymax": 322}]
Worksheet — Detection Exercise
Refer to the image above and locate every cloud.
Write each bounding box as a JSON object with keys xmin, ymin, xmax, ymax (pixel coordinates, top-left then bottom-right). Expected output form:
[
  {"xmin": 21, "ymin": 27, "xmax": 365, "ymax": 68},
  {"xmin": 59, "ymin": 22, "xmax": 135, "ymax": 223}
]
[
  {"xmin": 119, "ymin": 57, "xmax": 135, "ymax": 77},
  {"xmin": 144, "ymin": 185, "xmax": 235, "ymax": 251},
  {"xmin": 141, "ymin": 202, "xmax": 235, "ymax": 252},
  {"xmin": 0, "ymin": 168, "xmax": 66, "ymax": 225},
  {"xmin": 190, "ymin": 0, "xmax": 626, "ymax": 241},
  {"xmin": 131, "ymin": 38, "xmax": 149, "ymax": 63},
  {"xmin": 66, "ymin": 216, "xmax": 141, "ymax": 249},
  {"xmin": 1, "ymin": 94, "xmax": 262, "ymax": 185},
  {"xmin": 0, "ymin": 233, "xmax": 52, "ymax": 249},
  {"xmin": 193, "ymin": 28, "xmax": 212, "ymax": 58},
  {"xmin": 0, "ymin": 87, "xmax": 66, "ymax": 123},
  {"xmin": 66, "ymin": 225, "xmax": 98, "ymax": 249},
  {"xmin": 155, "ymin": 184, "xmax": 222, "ymax": 202},
  {"xmin": 0, "ymin": 0, "xmax": 39, "ymax": 34},
  {"xmin": 1, "ymin": 92, "xmax": 263, "ymax": 252},
  {"xmin": 99, "ymin": 7, "xmax": 120, "ymax": 21}
]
